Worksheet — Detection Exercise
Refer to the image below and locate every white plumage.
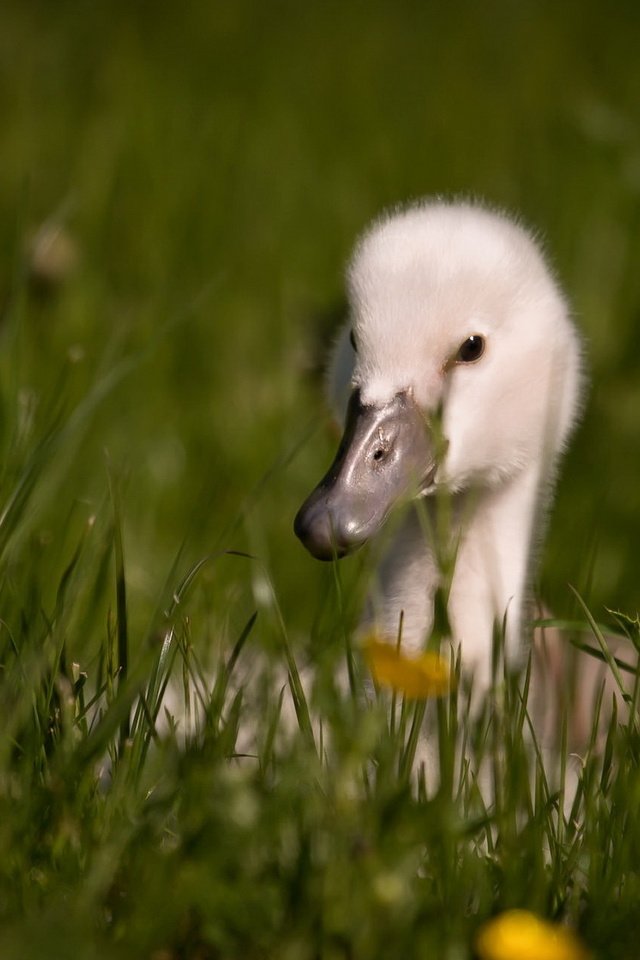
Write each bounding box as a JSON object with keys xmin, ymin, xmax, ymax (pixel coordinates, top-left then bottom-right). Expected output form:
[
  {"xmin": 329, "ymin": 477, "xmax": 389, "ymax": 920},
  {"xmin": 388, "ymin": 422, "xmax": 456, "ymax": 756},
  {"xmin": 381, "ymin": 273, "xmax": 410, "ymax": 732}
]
[{"xmin": 298, "ymin": 199, "xmax": 584, "ymax": 704}]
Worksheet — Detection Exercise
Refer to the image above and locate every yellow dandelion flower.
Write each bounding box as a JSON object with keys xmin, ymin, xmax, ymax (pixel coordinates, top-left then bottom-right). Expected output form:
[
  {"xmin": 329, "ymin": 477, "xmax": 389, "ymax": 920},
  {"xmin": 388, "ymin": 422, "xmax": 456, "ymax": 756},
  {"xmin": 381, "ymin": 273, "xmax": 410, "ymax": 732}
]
[
  {"xmin": 362, "ymin": 637, "xmax": 454, "ymax": 699},
  {"xmin": 475, "ymin": 909, "xmax": 591, "ymax": 960}
]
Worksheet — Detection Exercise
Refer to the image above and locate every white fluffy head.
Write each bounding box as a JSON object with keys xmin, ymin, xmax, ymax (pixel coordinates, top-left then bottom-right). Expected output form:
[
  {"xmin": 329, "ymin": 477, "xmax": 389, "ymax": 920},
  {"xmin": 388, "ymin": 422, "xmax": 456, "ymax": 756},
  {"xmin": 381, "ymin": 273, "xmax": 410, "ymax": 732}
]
[{"xmin": 332, "ymin": 200, "xmax": 583, "ymax": 491}]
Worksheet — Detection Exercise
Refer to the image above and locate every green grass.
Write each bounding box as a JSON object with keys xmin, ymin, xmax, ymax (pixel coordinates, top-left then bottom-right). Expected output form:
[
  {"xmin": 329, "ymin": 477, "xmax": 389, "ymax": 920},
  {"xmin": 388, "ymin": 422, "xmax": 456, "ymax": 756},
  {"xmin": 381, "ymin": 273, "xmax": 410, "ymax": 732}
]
[{"xmin": 1, "ymin": 1, "xmax": 640, "ymax": 956}]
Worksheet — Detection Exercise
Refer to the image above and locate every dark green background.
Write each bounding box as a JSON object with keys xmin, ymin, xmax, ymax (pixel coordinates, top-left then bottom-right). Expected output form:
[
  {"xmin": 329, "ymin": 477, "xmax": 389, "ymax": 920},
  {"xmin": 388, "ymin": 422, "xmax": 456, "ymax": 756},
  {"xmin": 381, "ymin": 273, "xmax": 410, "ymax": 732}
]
[{"xmin": 1, "ymin": 0, "xmax": 639, "ymax": 643}]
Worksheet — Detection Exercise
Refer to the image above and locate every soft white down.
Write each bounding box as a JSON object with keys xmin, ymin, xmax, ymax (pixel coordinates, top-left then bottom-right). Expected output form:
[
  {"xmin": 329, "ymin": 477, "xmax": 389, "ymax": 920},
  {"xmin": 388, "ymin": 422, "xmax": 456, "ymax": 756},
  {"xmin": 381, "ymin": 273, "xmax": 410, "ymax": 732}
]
[{"xmin": 325, "ymin": 200, "xmax": 583, "ymax": 699}]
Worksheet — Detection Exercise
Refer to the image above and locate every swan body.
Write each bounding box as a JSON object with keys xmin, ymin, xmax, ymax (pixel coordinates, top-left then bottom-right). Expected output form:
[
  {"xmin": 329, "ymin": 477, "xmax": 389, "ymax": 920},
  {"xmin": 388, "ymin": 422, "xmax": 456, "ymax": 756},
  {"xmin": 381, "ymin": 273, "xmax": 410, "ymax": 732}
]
[{"xmin": 295, "ymin": 200, "xmax": 583, "ymax": 700}]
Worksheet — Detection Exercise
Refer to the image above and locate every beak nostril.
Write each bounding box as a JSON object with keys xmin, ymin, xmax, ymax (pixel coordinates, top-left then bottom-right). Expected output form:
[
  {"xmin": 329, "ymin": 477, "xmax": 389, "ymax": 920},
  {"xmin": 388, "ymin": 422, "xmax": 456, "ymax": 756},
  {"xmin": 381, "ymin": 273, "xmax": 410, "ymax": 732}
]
[{"xmin": 295, "ymin": 389, "xmax": 434, "ymax": 560}]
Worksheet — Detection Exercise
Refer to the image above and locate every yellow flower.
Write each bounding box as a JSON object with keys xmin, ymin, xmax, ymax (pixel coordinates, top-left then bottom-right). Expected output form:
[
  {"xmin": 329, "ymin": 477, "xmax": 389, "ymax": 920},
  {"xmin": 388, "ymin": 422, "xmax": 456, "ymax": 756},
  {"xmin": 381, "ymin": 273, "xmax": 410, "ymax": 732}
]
[
  {"xmin": 362, "ymin": 637, "xmax": 454, "ymax": 699},
  {"xmin": 475, "ymin": 909, "xmax": 591, "ymax": 960}
]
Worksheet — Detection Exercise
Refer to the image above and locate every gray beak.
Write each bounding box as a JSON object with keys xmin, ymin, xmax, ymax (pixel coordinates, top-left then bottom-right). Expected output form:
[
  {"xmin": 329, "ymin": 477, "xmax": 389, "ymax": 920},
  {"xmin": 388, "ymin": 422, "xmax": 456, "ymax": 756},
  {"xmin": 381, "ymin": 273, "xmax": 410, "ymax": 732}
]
[{"xmin": 294, "ymin": 389, "xmax": 436, "ymax": 560}]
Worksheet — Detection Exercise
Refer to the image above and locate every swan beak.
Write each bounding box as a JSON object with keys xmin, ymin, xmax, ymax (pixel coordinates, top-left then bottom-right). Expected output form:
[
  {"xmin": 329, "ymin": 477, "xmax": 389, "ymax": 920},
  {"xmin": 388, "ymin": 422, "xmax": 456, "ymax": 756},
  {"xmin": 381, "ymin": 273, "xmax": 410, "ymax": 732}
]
[{"xmin": 294, "ymin": 389, "xmax": 436, "ymax": 560}]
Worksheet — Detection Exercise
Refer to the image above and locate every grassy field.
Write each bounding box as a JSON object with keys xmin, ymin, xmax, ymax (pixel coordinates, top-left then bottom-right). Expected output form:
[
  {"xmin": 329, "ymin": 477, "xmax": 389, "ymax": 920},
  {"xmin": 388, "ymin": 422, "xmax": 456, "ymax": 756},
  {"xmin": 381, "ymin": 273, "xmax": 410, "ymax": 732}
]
[{"xmin": 1, "ymin": 1, "xmax": 640, "ymax": 957}]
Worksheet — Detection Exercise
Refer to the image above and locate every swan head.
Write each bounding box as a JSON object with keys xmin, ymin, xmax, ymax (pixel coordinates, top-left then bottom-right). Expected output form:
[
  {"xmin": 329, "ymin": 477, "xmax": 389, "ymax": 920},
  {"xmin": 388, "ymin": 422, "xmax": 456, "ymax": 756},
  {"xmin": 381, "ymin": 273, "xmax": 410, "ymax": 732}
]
[{"xmin": 295, "ymin": 200, "xmax": 582, "ymax": 561}]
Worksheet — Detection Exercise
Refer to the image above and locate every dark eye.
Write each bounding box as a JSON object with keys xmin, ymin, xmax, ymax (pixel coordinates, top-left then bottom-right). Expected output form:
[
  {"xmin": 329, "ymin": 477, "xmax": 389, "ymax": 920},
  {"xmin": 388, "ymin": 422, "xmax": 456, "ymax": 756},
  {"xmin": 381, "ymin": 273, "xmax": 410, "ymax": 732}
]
[
  {"xmin": 456, "ymin": 335, "xmax": 485, "ymax": 363},
  {"xmin": 349, "ymin": 329, "xmax": 358, "ymax": 352}
]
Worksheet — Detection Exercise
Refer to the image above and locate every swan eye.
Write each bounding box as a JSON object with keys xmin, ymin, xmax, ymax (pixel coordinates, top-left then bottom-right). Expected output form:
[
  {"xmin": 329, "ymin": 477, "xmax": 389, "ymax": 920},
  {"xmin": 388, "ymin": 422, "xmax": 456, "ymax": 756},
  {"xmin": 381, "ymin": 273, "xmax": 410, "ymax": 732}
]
[
  {"xmin": 456, "ymin": 335, "xmax": 485, "ymax": 364},
  {"xmin": 349, "ymin": 329, "xmax": 358, "ymax": 353}
]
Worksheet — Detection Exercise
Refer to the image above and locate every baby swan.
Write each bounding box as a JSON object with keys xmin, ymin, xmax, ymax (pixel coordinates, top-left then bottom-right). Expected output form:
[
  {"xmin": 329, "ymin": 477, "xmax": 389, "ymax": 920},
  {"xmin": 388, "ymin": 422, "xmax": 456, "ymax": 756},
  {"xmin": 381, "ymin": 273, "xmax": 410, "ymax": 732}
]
[{"xmin": 295, "ymin": 200, "xmax": 583, "ymax": 699}]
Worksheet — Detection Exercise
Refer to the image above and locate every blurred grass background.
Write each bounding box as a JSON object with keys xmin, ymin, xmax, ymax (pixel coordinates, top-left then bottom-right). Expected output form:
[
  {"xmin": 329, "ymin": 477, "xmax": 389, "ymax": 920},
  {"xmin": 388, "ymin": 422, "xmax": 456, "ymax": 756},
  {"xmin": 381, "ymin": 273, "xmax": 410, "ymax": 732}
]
[
  {"xmin": 1, "ymin": 0, "xmax": 639, "ymax": 637},
  {"xmin": 0, "ymin": 2, "xmax": 640, "ymax": 955}
]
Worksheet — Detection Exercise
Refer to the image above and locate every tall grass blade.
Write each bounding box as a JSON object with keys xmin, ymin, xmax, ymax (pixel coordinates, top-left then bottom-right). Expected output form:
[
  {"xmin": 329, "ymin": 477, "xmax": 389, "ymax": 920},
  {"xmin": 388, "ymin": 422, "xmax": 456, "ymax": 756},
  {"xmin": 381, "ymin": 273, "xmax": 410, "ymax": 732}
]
[{"xmin": 108, "ymin": 467, "xmax": 130, "ymax": 754}]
